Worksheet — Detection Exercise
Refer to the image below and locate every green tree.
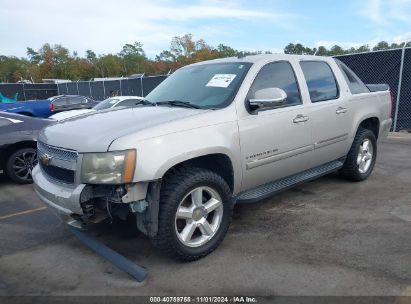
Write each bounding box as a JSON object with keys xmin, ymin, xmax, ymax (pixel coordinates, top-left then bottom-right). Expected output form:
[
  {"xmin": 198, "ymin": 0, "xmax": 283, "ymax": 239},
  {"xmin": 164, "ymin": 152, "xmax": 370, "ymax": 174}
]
[
  {"xmin": 373, "ymin": 41, "xmax": 389, "ymax": 51},
  {"xmin": 119, "ymin": 42, "xmax": 146, "ymax": 75}
]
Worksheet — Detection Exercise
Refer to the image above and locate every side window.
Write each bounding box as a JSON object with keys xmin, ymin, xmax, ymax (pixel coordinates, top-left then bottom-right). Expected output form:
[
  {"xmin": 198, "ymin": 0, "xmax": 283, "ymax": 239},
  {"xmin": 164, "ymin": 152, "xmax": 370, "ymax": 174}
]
[
  {"xmin": 335, "ymin": 59, "xmax": 369, "ymax": 94},
  {"xmin": 116, "ymin": 99, "xmax": 141, "ymax": 107},
  {"xmin": 69, "ymin": 97, "xmax": 82, "ymax": 105},
  {"xmin": 300, "ymin": 61, "xmax": 339, "ymax": 102},
  {"xmin": 247, "ymin": 61, "xmax": 302, "ymax": 107},
  {"xmin": 0, "ymin": 118, "xmax": 11, "ymax": 127},
  {"xmin": 52, "ymin": 97, "xmax": 66, "ymax": 106}
]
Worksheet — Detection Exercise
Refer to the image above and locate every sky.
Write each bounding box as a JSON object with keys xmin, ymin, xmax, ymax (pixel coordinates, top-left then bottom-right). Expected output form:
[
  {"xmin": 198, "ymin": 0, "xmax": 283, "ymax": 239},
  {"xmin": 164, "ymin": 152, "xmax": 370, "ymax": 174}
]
[{"xmin": 1, "ymin": 0, "xmax": 411, "ymax": 58}]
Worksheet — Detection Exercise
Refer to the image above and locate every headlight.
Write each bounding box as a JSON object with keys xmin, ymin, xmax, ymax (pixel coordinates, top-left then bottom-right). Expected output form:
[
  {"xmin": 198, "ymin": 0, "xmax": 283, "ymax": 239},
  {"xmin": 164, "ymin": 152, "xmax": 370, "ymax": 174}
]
[{"xmin": 81, "ymin": 150, "xmax": 136, "ymax": 184}]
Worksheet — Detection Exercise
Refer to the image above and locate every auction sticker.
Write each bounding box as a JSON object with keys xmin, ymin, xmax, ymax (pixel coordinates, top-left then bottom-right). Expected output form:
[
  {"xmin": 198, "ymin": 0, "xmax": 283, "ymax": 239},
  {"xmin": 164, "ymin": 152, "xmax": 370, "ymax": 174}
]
[{"xmin": 206, "ymin": 74, "xmax": 237, "ymax": 88}]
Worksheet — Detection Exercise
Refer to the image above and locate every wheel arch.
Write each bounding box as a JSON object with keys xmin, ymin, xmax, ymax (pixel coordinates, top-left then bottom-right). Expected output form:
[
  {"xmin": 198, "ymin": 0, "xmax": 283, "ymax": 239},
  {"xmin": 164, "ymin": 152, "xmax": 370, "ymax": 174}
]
[
  {"xmin": 161, "ymin": 153, "xmax": 235, "ymax": 193},
  {"xmin": 5, "ymin": 140, "xmax": 37, "ymax": 157},
  {"xmin": 357, "ymin": 116, "xmax": 380, "ymax": 139}
]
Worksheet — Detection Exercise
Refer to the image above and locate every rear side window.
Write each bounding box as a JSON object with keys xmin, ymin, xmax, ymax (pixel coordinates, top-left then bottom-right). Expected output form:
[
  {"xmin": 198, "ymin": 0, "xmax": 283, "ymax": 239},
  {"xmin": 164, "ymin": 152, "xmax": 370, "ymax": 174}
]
[
  {"xmin": 247, "ymin": 61, "xmax": 302, "ymax": 107},
  {"xmin": 52, "ymin": 97, "xmax": 66, "ymax": 106},
  {"xmin": 300, "ymin": 61, "xmax": 339, "ymax": 102},
  {"xmin": 69, "ymin": 97, "xmax": 82, "ymax": 104},
  {"xmin": 335, "ymin": 59, "xmax": 369, "ymax": 94}
]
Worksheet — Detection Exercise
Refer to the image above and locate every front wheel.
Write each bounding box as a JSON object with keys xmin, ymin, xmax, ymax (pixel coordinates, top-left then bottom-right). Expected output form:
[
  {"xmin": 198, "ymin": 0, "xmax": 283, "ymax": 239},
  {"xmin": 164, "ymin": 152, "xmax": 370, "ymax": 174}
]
[
  {"xmin": 340, "ymin": 128, "xmax": 377, "ymax": 181},
  {"xmin": 151, "ymin": 167, "xmax": 233, "ymax": 261},
  {"xmin": 6, "ymin": 147, "xmax": 38, "ymax": 184}
]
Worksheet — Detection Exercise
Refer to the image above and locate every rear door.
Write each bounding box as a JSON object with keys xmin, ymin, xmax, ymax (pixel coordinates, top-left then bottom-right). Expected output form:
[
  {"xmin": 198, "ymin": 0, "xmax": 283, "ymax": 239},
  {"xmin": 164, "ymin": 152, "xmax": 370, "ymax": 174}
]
[
  {"xmin": 238, "ymin": 61, "xmax": 313, "ymax": 191},
  {"xmin": 299, "ymin": 60, "xmax": 353, "ymax": 166}
]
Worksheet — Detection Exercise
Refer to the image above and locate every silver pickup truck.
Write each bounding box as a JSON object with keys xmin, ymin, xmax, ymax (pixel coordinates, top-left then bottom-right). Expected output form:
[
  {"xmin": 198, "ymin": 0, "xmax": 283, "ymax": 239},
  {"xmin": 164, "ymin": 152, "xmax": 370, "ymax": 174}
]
[{"xmin": 33, "ymin": 54, "xmax": 392, "ymax": 261}]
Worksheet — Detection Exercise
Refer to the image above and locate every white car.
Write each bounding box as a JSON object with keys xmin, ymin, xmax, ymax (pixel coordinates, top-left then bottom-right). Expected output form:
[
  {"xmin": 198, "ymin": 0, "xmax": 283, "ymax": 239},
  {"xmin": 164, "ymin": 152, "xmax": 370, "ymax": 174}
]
[{"xmin": 49, "ymin": 96, "xmax": 144, "ymax": 120}]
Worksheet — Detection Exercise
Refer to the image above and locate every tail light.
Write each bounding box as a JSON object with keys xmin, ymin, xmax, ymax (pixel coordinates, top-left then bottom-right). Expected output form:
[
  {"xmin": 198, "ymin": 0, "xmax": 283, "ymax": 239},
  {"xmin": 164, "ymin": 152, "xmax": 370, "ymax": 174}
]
[
  {"xmin": 49, "ymin": 103, "xmax": 54, "ymax": 112},
  {"xmin": 389, "ymin": 90, "xmax": 394, "ymax": 118}
]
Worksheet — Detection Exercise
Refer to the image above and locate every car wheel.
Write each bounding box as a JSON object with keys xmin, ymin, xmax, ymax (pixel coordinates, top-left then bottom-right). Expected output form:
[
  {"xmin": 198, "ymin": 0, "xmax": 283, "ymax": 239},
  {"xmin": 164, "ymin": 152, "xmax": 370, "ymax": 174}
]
[
  {"xmin": 340, "ymin": 128, "xmax": 377, "ymax": 181},
  {"xmin": 151, "ymin": 167, "xmax": 234, "ymax": 261},
  {"xmin": 6, "ymin": 148, "xmax": 37, "ymax": 184}
]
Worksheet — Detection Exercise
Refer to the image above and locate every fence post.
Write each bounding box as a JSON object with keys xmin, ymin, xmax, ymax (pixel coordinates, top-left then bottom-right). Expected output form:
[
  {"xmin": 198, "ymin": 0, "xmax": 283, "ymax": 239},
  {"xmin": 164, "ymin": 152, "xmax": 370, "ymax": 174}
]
[
  {"xmin": 120, "ymin": 78, "xmax": 123, "ymax": 96},
  {"xmin": 103, "ymin": 80, "xmax": 106, "ymax": 99},
  {"xmin": 76, "ymin": 80, "xmax": 80, "ymax": 95},
  {"xmin": 393, "ymin": 43, "xmax": 408, "ymax": 131},
  {"xmin": 89, "ymin": 80, "xmax": 92, "ymax": 99},
  {"xmin": 140, "ymin": 75, "xmax": 144, "ymax": 97},
  {"xmin": 22, "ymin": 83, "xmax": 26, "ymax": 101}
]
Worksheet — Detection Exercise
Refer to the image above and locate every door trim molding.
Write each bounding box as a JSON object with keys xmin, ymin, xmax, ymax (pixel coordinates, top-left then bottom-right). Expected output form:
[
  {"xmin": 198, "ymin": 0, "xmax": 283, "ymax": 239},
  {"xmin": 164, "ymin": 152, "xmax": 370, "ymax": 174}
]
[
  {"xmin": 314, "ymin": 133, "xmax": 348, "ymax": 149},
  {"xmin": 246, "ymin": 144, "xmax": 314, "ymax": 170}
]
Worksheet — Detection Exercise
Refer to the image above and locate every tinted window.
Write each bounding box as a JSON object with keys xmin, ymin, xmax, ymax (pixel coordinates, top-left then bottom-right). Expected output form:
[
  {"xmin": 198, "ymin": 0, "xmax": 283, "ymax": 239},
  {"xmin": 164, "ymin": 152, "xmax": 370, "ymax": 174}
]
[
  {"xmin": 247, "ymin": 61, "xmax": 301, "ymax": 107},
  {"xmin": 0, "ymin": 118, "xmax": 11, "ymax": 127},
  {"xmin": 68, "ymin": 97, "xmax": 82, "ymax": 104},
  {"xmin": 116, "ymin": 99, "xmax": 141, "ymax": 107},
  {"xmin": 335, "ymin": 59, "xmax": 369, "ymax": 94},
  {"xmin": 300, "ymin": 61, "xmax": 338, "ymax": 102},
  {"xmin": 52, "ymin": 97, "xmax": 66, "ymax": 106}
]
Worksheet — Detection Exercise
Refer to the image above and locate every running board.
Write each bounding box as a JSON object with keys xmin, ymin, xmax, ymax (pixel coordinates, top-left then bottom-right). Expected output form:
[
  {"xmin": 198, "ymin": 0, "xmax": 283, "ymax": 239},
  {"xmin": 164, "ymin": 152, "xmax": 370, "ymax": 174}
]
[
  {"xmin": 236, "ymin": 160, "xmax": 344, "ymax": 204},
  {"xmin": 68, "ymin": 224, "xmax": 148, "ymax": 282}
]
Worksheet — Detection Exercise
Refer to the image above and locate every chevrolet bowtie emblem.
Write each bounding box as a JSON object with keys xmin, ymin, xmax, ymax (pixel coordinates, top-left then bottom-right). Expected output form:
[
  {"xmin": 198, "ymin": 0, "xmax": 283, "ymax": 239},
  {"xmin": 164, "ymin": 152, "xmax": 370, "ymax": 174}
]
[{"xmin": 40, "ymin": 154, "xmax": 52, "ymax": 166}]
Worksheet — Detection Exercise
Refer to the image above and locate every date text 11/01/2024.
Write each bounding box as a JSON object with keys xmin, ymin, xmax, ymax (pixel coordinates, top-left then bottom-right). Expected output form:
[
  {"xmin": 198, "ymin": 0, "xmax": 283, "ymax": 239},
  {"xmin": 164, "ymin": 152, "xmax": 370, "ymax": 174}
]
[{"xmin": 149, "ymin": 296, "xmax": 258, "ymax": 303}]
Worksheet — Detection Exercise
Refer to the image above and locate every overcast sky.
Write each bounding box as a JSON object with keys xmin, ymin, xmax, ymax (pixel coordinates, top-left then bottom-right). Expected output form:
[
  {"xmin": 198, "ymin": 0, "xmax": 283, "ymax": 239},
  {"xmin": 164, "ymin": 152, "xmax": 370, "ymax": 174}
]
[{"xmin": 1, "ymin": 0, "xmax": 411, "ymax": 58}]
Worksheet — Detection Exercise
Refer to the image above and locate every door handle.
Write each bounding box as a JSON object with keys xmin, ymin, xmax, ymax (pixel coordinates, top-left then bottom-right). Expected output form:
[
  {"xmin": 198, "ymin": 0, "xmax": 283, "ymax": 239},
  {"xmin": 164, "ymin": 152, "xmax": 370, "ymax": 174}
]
[
  {"xmin": 336, "ymin": 107, "xmax": 347, "ymax": 114},
  {"xmin": 293, "ymin": 114, "xmax": 309, "ymax": 123}
]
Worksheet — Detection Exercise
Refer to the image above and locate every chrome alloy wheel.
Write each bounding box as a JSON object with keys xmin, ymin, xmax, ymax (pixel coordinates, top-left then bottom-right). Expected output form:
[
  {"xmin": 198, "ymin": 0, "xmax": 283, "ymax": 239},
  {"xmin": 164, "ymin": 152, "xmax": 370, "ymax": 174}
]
[
  {"xmin": 13, "ymin": 150, "xmax": 37, "ymax": 181},
  {"xmin": 357, "ymin": 138, "xmax": 373, "ymax": 174},
  {"xmin": 175, "ymin": 186, "xmax": 224, "ymax": 248}
]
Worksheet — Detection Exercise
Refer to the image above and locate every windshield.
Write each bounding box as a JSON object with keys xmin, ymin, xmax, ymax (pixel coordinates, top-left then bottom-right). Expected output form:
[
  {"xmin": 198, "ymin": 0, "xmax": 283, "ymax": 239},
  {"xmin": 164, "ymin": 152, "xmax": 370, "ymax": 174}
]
[
  {"xmin": 145, "ymin": 62, "xmax": 252, "ymax": 109},
  {"xmin": 93, "ymin": 98, "xmax": 119, "ymax": 110}
]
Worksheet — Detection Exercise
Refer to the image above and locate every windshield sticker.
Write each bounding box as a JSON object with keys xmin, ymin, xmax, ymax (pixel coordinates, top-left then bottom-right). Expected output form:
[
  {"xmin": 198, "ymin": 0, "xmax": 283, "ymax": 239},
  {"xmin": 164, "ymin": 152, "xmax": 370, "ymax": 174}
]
[{"xmin": 206, "ymin": 74, "xmax": 237, "ymax": 88}]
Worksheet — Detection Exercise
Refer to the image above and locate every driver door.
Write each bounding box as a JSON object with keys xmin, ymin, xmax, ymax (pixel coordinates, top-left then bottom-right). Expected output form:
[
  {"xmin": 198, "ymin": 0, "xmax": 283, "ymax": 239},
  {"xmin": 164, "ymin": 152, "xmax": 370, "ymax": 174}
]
[{"xmin": 238, "ymin": 61, "xmax": 313, "ymax": 192}]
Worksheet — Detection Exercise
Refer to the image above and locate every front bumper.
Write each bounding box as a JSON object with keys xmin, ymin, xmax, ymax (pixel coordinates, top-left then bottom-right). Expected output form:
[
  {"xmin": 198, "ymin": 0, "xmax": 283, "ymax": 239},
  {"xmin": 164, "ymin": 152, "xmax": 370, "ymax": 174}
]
[{"xmin": 32, "ymin": 165, "xmax": 85, "ymax": 216}]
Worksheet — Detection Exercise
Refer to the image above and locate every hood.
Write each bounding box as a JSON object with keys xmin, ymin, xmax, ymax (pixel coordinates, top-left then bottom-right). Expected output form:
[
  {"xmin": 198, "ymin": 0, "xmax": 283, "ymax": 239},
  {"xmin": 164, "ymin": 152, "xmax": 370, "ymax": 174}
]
[
  {"xmin": 39, "ymin": 106, "xmax": 207, "ymax": 152},
  {"xmin": 50, "ymin": 109, "xmax": 95, "ymax": 121}
]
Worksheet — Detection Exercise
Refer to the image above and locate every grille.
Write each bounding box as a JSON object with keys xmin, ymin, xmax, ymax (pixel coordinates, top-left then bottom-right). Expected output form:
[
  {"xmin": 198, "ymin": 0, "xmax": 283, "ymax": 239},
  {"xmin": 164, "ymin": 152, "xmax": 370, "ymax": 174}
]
[
  {"xmin": 39, "ymin": 162, "xmax": 75, "ymax": 184},
  {"xmin": 37, "ymin": 141, "xmax": 78, "ymax": 161},
  {"xmin": 37, "ymin": 141, "xmax": 78, "ymax": 184}
]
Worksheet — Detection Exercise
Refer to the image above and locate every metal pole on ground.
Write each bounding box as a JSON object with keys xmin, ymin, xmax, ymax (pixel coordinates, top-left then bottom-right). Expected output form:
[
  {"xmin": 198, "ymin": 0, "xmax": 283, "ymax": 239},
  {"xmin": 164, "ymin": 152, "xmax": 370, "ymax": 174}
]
[{"xmin": 393, "ymin": 42, "xmax": 409, "ymax": 132}]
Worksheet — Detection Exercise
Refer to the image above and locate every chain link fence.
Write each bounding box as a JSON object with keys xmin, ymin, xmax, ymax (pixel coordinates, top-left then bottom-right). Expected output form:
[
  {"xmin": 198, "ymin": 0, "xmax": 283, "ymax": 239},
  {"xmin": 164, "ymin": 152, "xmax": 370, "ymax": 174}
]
[
  {"xmin": 56, "ymin": 75, "xmax": 167, "ymax": 100},
  {"xmin": 0, "ymin": 75, "xmax": 167, "ymax": 102},
  {"xmin": 337, "ymin": 47, "xmax": 411, "ymax": 131}
]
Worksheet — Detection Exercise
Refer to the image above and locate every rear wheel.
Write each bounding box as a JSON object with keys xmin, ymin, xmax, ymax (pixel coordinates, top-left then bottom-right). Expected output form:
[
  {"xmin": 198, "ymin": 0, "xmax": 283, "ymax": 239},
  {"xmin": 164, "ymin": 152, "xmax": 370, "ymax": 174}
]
[
  {"xmin": 340, "ymin": 128, "xmax": 377, "ymax": 181},
  {"xmin": 151, "ymin": 167, "xmax": 233, "ymax": 261},
  {"xmin": 6, "ymin": 148, "xmax": 37, "ymax": 184}
]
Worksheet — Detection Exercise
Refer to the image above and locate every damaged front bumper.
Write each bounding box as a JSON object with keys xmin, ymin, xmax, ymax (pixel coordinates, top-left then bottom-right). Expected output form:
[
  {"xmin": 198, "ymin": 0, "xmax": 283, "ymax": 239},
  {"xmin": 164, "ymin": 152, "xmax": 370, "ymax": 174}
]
[{"xmin": 32, "ymin": 165, "xmax": 150, "ymax": 225}]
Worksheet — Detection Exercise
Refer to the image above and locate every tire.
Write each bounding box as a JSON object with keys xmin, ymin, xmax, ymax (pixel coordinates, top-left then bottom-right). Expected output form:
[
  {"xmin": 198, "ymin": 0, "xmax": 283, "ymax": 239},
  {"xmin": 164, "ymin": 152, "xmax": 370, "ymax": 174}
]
[
  {"xmin": 6, "ymin": 148, "xmax": 37, "ymax": 184},
  {"xmin": 151, "ymin": 167, "xmax": 234, "ymax": 261},
  {"xmin": 340, "ymin": 128, "xmax": 377, "ymax": 181}
]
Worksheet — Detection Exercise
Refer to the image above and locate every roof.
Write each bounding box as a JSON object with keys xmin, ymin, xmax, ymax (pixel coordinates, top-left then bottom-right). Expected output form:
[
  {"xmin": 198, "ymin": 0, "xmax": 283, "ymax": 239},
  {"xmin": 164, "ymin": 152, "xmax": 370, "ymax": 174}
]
[{"xmin": 188, "ymin": 53, "xmax": 332, "ymax": 66}]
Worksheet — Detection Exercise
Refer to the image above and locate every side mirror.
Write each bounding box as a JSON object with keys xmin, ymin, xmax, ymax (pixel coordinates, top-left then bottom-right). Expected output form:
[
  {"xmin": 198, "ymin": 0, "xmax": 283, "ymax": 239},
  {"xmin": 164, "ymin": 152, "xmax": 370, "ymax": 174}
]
[{"xmin": 248, "ymin": 88, "xmax": 287, "ymax": 113}]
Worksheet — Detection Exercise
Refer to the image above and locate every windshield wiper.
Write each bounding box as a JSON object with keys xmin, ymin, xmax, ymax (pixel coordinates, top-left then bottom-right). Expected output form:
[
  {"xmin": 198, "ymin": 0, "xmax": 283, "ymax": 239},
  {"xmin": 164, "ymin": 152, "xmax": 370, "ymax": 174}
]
[{"xmin": 155, "ymin": 100, "xmax": 201, "ymax": 109}]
